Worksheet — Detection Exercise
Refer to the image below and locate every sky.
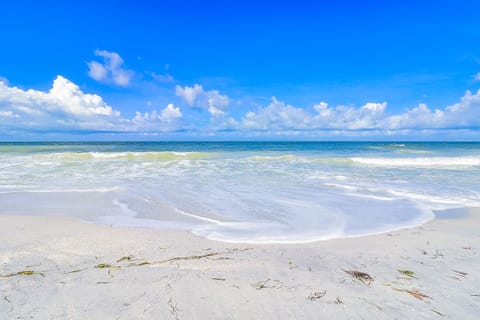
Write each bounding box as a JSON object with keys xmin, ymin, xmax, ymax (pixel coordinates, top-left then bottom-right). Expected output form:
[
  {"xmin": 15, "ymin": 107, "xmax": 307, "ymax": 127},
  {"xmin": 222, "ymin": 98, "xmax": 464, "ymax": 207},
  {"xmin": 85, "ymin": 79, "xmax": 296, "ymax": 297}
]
[{"xmin": 1, "ymin": 0, "xmax": 480, "ymax": 140}]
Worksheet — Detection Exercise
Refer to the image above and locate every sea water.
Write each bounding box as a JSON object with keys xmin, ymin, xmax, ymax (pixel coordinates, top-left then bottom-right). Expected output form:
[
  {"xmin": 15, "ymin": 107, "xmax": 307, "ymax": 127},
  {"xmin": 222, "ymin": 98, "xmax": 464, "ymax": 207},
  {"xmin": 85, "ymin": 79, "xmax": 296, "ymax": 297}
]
[{"xmin": 0, "ymin": 142, "xmax": 479, "ymax": 243}]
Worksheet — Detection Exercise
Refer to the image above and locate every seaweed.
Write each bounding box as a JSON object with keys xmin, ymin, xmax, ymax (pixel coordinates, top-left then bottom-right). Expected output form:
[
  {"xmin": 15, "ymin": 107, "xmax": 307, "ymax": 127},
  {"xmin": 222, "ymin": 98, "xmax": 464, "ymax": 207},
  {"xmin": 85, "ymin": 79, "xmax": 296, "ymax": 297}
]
[
  {"xmin": 397, "ymin": 269, "xmax": 418, "ymax": 279},
  {"xmin": 130, "ymin": 261, "xmax": 151, "ymax": 267},
  {"xmin": 343, "ymin": 269, "xmax": 374, "ymax": 286},
  {"xmin": 392, "ymin": 288, "xmax": 430, "ymax": 300},
  {"xmin": 0, "ymin": 270, "xmax": 44, "ymax": 278},
  {"xmin": 253, "ymin": 279, "xmax": 271, "ymax": 290},
  {"xmin": 116, "ymin": 255, "xmax": 134, "ymax": 263},
  {"xmin": 94, "ymin": 263, "xmax": 113, "ymax": 269},
  {"xmin": 64, "ymin": 268, "xmax": 88, "ymax": 274},
  {"xmin": 159, "ymin": 252, "xmax": 220, "ymax": 264}
]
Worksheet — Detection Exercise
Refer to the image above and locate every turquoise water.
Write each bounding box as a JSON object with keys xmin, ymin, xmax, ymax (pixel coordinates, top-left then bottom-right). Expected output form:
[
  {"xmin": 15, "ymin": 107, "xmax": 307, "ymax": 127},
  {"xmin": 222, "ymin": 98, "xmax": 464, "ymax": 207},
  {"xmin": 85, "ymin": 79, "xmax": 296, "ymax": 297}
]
[{"xmin": 1, "ymin": 142, "xmax": 479, "ymax": 243}]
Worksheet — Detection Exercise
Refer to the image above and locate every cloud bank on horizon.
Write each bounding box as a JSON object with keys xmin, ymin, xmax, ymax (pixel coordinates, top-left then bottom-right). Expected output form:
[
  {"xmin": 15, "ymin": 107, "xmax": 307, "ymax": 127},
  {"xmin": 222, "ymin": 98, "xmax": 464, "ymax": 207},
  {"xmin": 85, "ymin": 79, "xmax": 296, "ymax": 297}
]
[{"xmin": 1, "ymin": 50, "xmax": 480, "ymax": 140}]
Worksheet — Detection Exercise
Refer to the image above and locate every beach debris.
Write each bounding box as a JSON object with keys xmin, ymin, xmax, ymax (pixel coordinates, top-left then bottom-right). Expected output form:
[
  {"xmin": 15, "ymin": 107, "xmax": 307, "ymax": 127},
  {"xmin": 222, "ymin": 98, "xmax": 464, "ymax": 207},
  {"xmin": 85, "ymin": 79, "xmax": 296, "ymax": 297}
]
[
  {"xmin": 383, "ymin": 280, "xmax": 405, "ymax": 287},
  {"xmin": 130, "ymin": 261, "xmax": 151, "ymax": 267},
  {"xmin": 211, "ymin": 277, "xmax": 226, "ymax": 281},
  {"xmin": 64, "ymin": 267, "xmax": 88, "ymax": 274},
  {"xmin": 253, "ymin": 279, "xmax": 271, "ymax": 290},
  {"xmin": 3, "ymin": 296, "xmax": 11, "ymax": 303},
  {"xmin": 343, "ymin": 269, "xmax": 374, "ymax": 286},
  {"xmin": 462, "ymin": 246, "xmax": 472, "ymax": 250},
  {"xmin": 335, "ymin": 297, "xmax": 344, "ymax": 304},
  {"xmin": 397, "ymin": 269, "xmax": 418, "ymax": 279},
  {"xmin": 94, "ymin": 263, "xmax": 122, "ymax": 277},
  {"xmin": 211, "ymin": 257, "xmax": 234, "ymax": 261},
  {"xmin": 471, "ymin": 294, "xmax": 480, "ymax": 297},
  {"xmin": 451, "ymin": 269, "xmax": 467, "ymax": 278},
  {"xmin": 431, "ymin": 309, "xmax": 446, "ymax": 316},
  {"xmin": 0, "ymin": 270, "xmax": 45, "ymax": 278},
  {"xmin": 308, "ymin": 290, "xmax": 327, "ymax": 301},
  {"xmin": 392, "ymin": 288, "xmax": 430, "ymax": 300},
  {"xmin": 116, "ymin": 255, "xmax": 134, "ymax": 263},
  {"xmin": 160, "ymin": 252, "xmax": 220, "ymax": 264},
  {"xmin": 96, "ymin": 281, "xmax": 111, "ymax": 285}
]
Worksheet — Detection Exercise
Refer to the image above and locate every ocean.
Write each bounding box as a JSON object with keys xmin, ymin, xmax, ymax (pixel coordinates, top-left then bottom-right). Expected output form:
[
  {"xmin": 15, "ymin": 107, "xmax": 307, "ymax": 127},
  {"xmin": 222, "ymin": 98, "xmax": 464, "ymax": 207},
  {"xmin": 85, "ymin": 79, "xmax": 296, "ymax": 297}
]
[{"xmin": 1, "ymin": 141, "xmax": 479, "ymax": 243}]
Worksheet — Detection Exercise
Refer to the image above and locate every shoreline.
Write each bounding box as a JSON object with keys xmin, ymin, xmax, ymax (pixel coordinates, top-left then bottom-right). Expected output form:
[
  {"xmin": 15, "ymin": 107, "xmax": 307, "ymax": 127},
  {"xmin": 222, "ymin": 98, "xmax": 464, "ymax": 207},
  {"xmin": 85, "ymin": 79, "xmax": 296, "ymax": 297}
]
[{"xmin": 1, "ymin": 209, "xmax": 479, "ymax": 319}]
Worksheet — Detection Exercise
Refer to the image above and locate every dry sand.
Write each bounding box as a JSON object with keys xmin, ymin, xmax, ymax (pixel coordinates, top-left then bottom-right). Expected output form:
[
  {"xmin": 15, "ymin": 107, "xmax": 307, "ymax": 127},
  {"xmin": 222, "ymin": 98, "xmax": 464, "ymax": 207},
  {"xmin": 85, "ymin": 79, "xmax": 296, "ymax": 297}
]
[{"xmin": 1, "ymin": 208, "xmax": 479, "ymax": 319}]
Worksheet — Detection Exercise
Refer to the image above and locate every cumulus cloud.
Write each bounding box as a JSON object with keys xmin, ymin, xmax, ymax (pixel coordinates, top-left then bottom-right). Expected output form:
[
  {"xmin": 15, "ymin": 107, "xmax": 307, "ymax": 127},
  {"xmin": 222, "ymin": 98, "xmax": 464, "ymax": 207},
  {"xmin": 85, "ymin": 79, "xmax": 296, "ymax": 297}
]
[
  {"xmin": 0, "ymin": 76, "xmax": 188, "ymax": 134},
  {"xmin": 131, "ymin": 104, "xmax": 183, "ymax": 133},
  {"xmin": 475, "ymin": 73, "xmax": 480, "ymax": 81},
  {"xmin": 87, "ymin": 50, "xmax": 134, "ymax": 87},
  {"xmin": 175, "ymin": 84, "xmax": 230, "ymax": 117},
  {"xmin": 161, "ymin": 104, "xmax": 182, "ymax": 121},
  {"xmin": 242, "ymin": 97, "xmax": 311, "ymax": 130},
  {"xmin": 0, "ymin": 76, "xmax": 122, "ymax": 131},
  {"xmin": 0, "ymin": 76, "xmax": 8, "ymax": 86},
  {"xmin": 2, "ymin": 75, "xmax": 480, "ymax": 138},
  {"xmin": 133, "ymin": 104, "xmax": 182, "ymax": 123},
  {"xmin": 232, "ymin": 90, "xmax": 480, "ymax": 135},
  {"xmin": 0, "ymin": 75, "xmax": 117, "ymax": 117},
  {"xmin": 240, "ymin": 98, "xmax": 388, "ymax": 132}
]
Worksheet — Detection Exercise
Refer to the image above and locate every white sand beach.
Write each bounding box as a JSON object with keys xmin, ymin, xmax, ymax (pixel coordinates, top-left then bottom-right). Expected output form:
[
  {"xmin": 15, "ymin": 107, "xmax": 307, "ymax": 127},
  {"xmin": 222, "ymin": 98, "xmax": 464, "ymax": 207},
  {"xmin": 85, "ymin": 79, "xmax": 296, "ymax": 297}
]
[{"xmin": 1, "ymin": 208, "xmax": 479, "ymax": 319}]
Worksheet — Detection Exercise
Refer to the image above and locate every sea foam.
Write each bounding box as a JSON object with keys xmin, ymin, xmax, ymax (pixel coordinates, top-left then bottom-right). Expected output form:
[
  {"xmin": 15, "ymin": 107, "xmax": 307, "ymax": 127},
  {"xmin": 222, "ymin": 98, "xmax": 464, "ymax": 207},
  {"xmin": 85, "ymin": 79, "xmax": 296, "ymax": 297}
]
[{"xmin": 1, "ymin": 142, "xmax": 479, "ymax": 243}]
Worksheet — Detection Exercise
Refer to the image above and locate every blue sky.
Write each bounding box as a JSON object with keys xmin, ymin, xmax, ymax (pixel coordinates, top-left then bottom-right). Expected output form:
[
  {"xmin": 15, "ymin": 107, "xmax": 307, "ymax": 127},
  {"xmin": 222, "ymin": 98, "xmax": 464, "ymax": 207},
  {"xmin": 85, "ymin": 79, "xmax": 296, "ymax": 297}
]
[{"xmin": 1, "ymin": 0, "xmax": 480, "ymax": 140}]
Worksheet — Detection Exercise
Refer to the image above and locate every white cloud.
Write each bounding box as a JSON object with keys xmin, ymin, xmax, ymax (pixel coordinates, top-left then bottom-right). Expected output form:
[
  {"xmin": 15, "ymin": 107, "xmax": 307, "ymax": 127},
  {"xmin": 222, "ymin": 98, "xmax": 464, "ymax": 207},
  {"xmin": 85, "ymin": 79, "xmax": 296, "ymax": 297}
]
[
  {"xmin": 0, "ymin": 76, "xmax": 122, "ymax": 131},
  {"xmin": 475, "ymin": 73, "xmax": 480, "ymax": 81},
  {"xmin": 131, "ymin": 104, "xmax": 183, "ymax": 132},
  {"xmin": 176, "ymin": 84, "xmax": 230, "ymax": 117},
  {"xmin": 176, "ymin": 84, "xmax": 202, "ymax": 106},
  {"xmin": 0, "ymin": 76, "xmax": 187, "ymax": 134},
  {"xmin": 0, "ymin": 75, "xmax": 117, "ymax": 117},
  {"xmin": 133, "ymin": 104, "xmax": 182, "ymax": 123},
  {"xmin": 161, "ymin": 104, "xmax": 182, "ymax": 121},
  {"xmin": 0, "ymin": 110, "xmax": 18, "ymax": 118},
  {"xmin": 242, "ymin": 97, "xmax": 311, "ymax": 130},
  {"xmin": 87, "ymin": 50, "xmax": 134, "ymax": 87},
  {"xmin": 233, "ymin": 90, "xmax": 480, "ymax": 135},
  {"xmin": 0, "ymin": 76, "xmax": 8, "ymax": 86},
  {"xmin": 151, "ymin": 72, "xmax": 175, "ymax": 83},
  {"xmin": 87, "ymin": 61, "xmax": 108, "ymax": 81},
  {"xmin": 2, "ymin": 75, "xmax": 480, "ymax": 138},
  {"xmin": 240, "ymin": 98, "xmax": 387, "ymax": 132}
]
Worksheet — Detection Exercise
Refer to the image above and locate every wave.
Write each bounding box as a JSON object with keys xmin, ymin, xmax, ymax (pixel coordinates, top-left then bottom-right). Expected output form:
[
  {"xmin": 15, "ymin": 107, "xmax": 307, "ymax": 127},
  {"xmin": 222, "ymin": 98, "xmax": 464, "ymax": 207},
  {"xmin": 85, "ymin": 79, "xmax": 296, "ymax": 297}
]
[
  {"xmin": 350, "ymin": 156, "xmax": 480, "ymax": 167},
  {"xmin": 247, "ymin": 155, "xmax": 299, "ymax": 161},
  {"xmin": 0, "ymin": 188, "xmax": 118, "ymax": 194},
  {"xmin": 31, "ymin": 151, "xmax": 212, "ymax": 161}
]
